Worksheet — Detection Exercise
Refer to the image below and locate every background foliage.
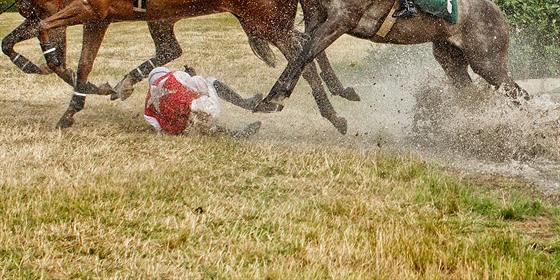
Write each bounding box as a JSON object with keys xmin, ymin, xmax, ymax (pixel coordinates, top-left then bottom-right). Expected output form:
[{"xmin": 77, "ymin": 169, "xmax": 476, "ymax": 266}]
[
  {"xmin": 492, "ymin": 0, "xmax": 560, "ymax": 78},
  {"xmin": 0, "ymin": 0, "xmax": 17, "ymax": 13}
]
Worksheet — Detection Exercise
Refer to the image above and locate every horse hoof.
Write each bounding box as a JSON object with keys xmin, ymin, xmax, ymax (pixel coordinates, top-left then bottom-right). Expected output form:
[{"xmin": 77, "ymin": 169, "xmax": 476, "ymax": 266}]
[
  {"xmin": 120, "ymin": 88, "xmax": 134, "ymax": 101},
  {"xmin": 115, "ymin": 79, "xmax": 135, "ymax": 101},
  {"xmin": 331, "ymin": 116, "xmax": 348, "ymax": 135},
  {"xmin": 98, "ymin": 82, "xmax": 117, "ymax": 96},
  {"xmin": 56, "ymin": 117, "xmax": 74, "ymax": 129},
  {"xmin": 253, "ymin": 100, "xmax": 284, "ymax": 113},
  {"xmin": 337, "ymin": 87, "xmax": 361, "ymax": 101}
]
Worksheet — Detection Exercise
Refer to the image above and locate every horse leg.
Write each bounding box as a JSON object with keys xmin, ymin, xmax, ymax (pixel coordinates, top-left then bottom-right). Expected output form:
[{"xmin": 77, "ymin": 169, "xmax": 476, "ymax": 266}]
[
  {"xmin": 459, "ymin": 3, "xmax": 529, "ymax": 102},
  {"xmin": 298, "ymin": 0, "xmax": 358, "ymax": 101},
  {"xmin": 56, "ymin": 21, "xmax": 109, "ymax": 129},
  {"xmin": 2, "ymin": 18, "xmax": 85, "ymax": 90},
  {"xmin": 465, "ymin": 47, "xmax": 530, "ymax": 102},
  {"xmin": 464, "ymin": 48, "xmax": 530, "ymax": 102},
  {"xmin": 432, "ymin": 41, "xmax": 472, "ymax": 88},
  {"xmin": 271, "ymin": 31, "xmax": 348, "ymax": 134},
  {"xmin": 1, "ymin": 18, "xmax": 52, "ymax": 74},
  {"xmin": 255, "ymin": 8, "xmax": 360, "ymax": 112},
  {"xmin": 305, "ymin": 61, "xmax": 348, "ymax": 134},
  {"xmin": 49, "ymin": 27, "xmax": 68, "ymax": 70},
  {"xmin": 113, "ymin": 20, "xmax": 182, "ymax": 100},
  {"xmin": 315, "ymin": 51, "xmax": 360, "ymax": 101}
]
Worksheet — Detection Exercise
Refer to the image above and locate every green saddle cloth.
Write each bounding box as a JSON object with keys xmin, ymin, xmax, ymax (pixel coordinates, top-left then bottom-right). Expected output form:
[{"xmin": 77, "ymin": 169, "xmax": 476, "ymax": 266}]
[{"xmin": 415, "ymin": 0, "xmax": 459, "ymax": 24}]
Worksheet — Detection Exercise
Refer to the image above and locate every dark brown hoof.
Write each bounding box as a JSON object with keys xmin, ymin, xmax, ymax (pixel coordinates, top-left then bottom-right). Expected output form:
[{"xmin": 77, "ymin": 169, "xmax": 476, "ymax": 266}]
[
  {"xmin": 98, "ymin": 82, "xmax": 117, "ymax": 96},
  {"xmin": 337, "ymin": 87, "xmax": 361, "ymax": 101},
  {"xmin": 331, "ymin": 116, "xmax": 348, "ymax": 135},
  {"xmin": 114, "ymin": 78, "xmax": 135, "ymax": 101},
  {"xmin": 56, "ymin": 117, "xmax": 74, "ymax": 129},
  {"xmin": 253, "ymin": 100, "xmax": 284, "ymax": 113}
]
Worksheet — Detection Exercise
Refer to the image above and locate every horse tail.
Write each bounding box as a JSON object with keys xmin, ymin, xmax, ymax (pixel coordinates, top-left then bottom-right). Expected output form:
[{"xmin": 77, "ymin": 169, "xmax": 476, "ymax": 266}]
[{"xmin": 247, "ymin": 36, "xmax": 276, "ymax": 68}]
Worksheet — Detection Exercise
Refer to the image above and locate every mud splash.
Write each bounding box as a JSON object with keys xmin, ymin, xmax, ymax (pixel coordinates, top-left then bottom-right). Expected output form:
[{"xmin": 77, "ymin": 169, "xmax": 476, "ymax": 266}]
[
  {"xmin": 246, "ymin": 42, "xmax": 560, "ymax": 195},
  {"xmin": 409, "ymin": 81, "xmax": 560, "ymax": 194}
]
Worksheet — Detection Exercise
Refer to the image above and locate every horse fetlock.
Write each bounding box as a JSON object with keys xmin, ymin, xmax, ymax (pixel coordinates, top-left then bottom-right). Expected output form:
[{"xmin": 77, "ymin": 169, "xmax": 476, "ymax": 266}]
[
  {"xmin": 317, "ymin": 104, "xmax": 348, "ymax": 134},
  {"xmin": 499, "ymin": 83, "xmax": 531, "ymax": 101}
]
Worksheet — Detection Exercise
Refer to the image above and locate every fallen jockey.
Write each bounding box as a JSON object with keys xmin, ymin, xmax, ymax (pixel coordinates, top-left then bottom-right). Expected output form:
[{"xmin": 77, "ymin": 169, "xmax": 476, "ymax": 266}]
[{"xmin": 144, "ymin": 66, "xmax": 262, "ymax": 137}]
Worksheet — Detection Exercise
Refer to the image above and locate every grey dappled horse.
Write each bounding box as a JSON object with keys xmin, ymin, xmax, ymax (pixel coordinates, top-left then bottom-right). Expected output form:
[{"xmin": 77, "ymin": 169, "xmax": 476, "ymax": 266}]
[{"xmin": 256, "ymin": 0, "xmax": 530, "ymax": 112}]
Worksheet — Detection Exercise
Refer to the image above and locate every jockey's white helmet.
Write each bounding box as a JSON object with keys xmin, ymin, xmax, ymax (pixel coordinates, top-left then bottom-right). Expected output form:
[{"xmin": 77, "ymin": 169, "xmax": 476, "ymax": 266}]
[{"xmin": 148, "ymin": 67, "xmax": 170, "ymax": 85}]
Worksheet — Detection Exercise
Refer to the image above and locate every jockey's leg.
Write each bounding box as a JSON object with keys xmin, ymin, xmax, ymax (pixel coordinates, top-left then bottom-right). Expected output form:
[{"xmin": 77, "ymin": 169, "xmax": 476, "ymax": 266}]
[
  {"xmin": 393, "ymin": 0, "xmax": 417, "ymax": 18},
  {"xmin": 212, "ymin": 79, "xmax": 262, "ymax": 110}
]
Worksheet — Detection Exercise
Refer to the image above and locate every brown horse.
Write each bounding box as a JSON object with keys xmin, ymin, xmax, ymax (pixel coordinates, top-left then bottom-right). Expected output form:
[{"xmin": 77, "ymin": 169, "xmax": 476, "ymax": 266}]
[
  {"xmin": 2, "ymin": 0, "xmax": 71, "ymax": 78},
  {"xmin": 255, "ymin": 0, "xmax": 530, "ymax": 112},
  {"xmin": 25, "ymin": 0, "xmax": 358, "ymax": 134}
]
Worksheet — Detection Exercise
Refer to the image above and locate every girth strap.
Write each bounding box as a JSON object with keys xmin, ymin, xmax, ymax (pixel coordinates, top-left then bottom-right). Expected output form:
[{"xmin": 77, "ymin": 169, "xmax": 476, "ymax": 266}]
[
  {"xmin": 376, "ymin": 0, "xmax": 401, "ymax": 38},
  {"xmin": 133, "ymin": 0, "xmax": 147, "ymax": 19}
]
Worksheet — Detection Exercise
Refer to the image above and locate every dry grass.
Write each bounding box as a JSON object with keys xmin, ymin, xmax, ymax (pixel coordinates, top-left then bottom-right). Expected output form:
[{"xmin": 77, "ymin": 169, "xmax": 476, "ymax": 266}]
[{"xmin": 1, "ymin": 13, "xmax": 559, "ymax": 279}]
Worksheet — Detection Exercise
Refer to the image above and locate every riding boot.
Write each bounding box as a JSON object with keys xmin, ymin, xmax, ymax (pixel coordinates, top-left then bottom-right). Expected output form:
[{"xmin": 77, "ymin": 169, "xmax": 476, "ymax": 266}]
[
  {"xmin": 393, "ymin": 0, "xmax": 417, "ymax": 18},
  {"xmin": 183, "ymin": 65, "xmax": 262, "ymax": 110},
  {"xmin": 212, "ymin": 79, "xmax": 263, "ymax": 110}
]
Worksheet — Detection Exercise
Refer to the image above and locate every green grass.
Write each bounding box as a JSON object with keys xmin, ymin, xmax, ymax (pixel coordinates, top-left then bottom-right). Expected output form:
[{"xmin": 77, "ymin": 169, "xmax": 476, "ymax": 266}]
[{"xmin": 0, "ymin": 12, "xmax": 559, "ymax": 279}]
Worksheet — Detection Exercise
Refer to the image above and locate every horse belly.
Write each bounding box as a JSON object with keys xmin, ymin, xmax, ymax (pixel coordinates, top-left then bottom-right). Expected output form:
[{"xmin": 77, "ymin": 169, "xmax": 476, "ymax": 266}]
[
  {"xmin": 145, "ymin": 0, "xmax": 224, "ymax": 20},
  {"xmin": 350, "ymin": 11, "xmax": 455, "ymax": 45}
]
